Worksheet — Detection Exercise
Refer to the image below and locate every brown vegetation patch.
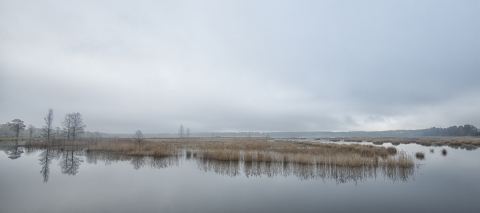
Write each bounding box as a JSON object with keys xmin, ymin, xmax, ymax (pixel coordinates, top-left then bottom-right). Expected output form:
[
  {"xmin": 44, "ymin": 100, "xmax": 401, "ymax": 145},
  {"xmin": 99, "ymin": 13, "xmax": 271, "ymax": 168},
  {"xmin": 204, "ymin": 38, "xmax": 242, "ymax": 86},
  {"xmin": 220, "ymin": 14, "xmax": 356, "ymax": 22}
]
[{"xmin": 415, "ymin": 152, "xmax": 425, "ymax": 160}]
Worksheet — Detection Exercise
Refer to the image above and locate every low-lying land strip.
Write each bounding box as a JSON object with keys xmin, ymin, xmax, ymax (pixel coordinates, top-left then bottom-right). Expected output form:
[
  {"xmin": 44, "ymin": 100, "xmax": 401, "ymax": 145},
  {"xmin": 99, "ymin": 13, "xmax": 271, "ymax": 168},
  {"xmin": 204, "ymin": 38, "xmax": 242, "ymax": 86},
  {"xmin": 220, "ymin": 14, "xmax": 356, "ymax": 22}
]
[{"xmin": 326, "ymin": 136, "xmax": 480, "ymax": 146}]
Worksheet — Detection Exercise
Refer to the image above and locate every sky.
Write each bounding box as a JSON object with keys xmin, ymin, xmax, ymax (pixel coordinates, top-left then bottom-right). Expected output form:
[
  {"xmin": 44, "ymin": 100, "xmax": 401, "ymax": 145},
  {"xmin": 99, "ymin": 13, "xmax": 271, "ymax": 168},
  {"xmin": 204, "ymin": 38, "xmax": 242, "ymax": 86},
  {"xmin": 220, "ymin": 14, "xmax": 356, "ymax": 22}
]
[{"xmin": 1, "ymin": 0, "xmax": 479, "ymax": 134}]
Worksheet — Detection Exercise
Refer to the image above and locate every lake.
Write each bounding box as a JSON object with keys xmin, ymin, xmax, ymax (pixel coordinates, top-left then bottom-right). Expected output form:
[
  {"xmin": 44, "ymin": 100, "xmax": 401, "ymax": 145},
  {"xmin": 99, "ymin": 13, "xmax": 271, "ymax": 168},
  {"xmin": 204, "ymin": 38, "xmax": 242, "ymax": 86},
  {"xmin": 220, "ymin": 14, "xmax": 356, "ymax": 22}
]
[{"xmin": 1, "ymin": 140, "xmax": 479, "ymax": 213}]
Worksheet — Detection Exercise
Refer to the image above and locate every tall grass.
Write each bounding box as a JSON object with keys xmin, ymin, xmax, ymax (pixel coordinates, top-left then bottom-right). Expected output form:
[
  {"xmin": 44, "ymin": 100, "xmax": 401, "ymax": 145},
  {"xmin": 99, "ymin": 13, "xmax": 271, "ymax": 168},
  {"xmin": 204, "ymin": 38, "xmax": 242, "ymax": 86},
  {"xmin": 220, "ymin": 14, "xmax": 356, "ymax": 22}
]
[{"xmin": 82, "ymin": 138, "xmax": 414, "ymax": 169}]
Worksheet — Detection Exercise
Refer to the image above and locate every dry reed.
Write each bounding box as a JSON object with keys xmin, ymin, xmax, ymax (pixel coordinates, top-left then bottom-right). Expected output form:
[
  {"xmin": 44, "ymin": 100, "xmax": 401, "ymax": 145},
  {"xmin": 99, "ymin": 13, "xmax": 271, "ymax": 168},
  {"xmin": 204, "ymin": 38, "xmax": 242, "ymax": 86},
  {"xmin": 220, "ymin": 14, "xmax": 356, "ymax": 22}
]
[
  {"xmin": 415, "ymin": 152, "xmax": 425, "ymax": 160},
  {"xmin": 25, "ymin": 137, "xmax": 416, "ymax": 170}
]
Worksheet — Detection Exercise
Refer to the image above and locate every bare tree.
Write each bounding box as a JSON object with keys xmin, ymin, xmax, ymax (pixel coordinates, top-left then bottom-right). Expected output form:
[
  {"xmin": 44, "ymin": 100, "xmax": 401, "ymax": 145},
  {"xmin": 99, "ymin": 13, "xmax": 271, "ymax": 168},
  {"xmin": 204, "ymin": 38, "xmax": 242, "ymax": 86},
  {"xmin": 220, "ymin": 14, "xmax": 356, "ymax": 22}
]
[
  {"xmin": 133, "ymin": 130, "xmax": 145, "ymax": 144},
  {"xmin": 28, "ymin": 124, "xmax": 35, "ymax": 138},
  {"xmin": 54, "ymin": 127, "xmax": 63, "ymax": 142},
  {"xmin": 178, "ymin": 124, "xmax": 184, "ymax": 138},
  {"xmin": 186, "ymin": 128, "xmax": 190, "ymax": 138},
  {"xmin": 87, "ymin": 132, "xmax": 103, "ymax": 144},
  {"xmin": 70, "ymin": 113, "xmax": 86, "ymax": 140},
  {"xmin": 62, "ymin": 113, "xmax": 73, "ymax": 140},
  {"xmin": 7, "ymin": 119, "xmax": 26, "ymax": 138},
  {"xmin": 42, "ymin": 109, "xmax": 54, "ymax": 143}
]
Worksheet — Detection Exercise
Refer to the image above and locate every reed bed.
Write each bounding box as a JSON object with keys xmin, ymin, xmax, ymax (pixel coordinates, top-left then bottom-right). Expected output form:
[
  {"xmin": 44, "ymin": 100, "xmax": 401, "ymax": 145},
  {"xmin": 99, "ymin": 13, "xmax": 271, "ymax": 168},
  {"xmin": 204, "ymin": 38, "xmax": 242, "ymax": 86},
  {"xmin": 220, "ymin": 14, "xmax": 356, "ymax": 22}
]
[
  {"xmin": 81, "ymin": 138, "xmax": 414, "ymax": 170},
  {"xmin": 196, "ymin": 151, "xmax": 415, "ymax": 183},
  {"xmin": 23, "ymin": 137, "xmax": 415, "ymax": 170},
  {"xmin": 415, "ymin": 152, "xmax": 425, "ymax": 160}
]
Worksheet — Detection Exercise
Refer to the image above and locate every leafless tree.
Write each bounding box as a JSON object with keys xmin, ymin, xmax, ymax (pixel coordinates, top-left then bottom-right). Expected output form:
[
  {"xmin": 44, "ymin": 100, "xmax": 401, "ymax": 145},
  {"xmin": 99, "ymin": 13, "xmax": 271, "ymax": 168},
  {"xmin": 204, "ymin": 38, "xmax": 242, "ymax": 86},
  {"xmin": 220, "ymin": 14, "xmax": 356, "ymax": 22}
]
[
  {"xmin": 70, "ymin": 113, "xmax": 86, "ymax": 140},
  {"xmin": 54, "ymin": 127, "xmax": 65, "ymax": 142},
  {"xmin": 186, "ymin": 128, "xmax": 190, "ymax": 138},
  {"xmin": 7, "ymin": 119, "xmax": 26, "ymax": 138},
  {"xmin": 42, "ymin": 109, "xmax": 54, "ymax": 143},
  {"xmin": 28, "ymin": 124, "xmax": 35, "ymax": 138},
  {"xmin": 133, "ymin": 130, "xmax": 145, "ymax": 144},
  {"xmin": 87, "ymin": 132, "xmax": 102, "ymax": 144},
  {"xmin": 178, "ymin": 124, "xmax": 184, "ymax": 138},
  {"xmin": 62, "ymin": 113, "xmax": 73, "ymax": 140}
]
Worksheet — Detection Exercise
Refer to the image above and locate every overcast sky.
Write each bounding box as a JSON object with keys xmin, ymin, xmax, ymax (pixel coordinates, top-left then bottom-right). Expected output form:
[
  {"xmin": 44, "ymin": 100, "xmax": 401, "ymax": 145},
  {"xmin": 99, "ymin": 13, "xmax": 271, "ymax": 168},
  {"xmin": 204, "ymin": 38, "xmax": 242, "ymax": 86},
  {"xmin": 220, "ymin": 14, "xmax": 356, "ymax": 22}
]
[{"xmin": 1, "ymin": 0, "xmax": 479, "ymax": 134}]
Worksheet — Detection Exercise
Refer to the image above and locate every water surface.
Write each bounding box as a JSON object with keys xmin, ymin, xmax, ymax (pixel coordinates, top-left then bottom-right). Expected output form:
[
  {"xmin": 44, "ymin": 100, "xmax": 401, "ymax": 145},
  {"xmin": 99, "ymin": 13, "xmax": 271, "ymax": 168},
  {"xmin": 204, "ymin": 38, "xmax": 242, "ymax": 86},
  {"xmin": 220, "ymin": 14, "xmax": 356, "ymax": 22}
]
[{"xmin": 1, "ymin": 141, "xmax": 479, "ymax": 213}]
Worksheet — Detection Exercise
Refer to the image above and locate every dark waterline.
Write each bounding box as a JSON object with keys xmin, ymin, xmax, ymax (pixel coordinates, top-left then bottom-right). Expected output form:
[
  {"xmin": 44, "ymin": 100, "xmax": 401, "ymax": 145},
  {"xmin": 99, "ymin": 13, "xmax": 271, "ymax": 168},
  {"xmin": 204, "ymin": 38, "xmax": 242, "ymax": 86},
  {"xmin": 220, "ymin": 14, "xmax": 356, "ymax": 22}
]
[{"xmin": 1, "ymin": 141, "xmax": 480, "ymax": 213}]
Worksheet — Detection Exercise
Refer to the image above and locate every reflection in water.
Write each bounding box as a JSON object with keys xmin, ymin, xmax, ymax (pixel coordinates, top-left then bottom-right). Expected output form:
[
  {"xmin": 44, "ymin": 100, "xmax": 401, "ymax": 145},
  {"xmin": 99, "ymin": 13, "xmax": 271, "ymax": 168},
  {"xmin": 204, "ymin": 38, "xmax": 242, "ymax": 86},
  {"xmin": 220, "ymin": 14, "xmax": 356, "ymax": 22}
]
[
  {"xmin": 39, "ymin": 149, "xmax": 55, "ymax": 183},
  {"xmin": 59, "ymin": 148, "xmax": 84, "ymax": 175},
  {"xmin": 130, "ymin": 156, "xmax": 146, "ymax": 170},
  {"xmin": 1, "ymin": 145, "xmax": 416, "ymax": 184},
  {"xmin": 84, "ymin": 151, "xmax": 181, "ymax": 170},
  {"xmin": 195, "ymin": 158, "xmax": 416, "ymax": 184},
  {"xmin": 4, "ymin": 142, "xmax": 24, "ymax": 160}
]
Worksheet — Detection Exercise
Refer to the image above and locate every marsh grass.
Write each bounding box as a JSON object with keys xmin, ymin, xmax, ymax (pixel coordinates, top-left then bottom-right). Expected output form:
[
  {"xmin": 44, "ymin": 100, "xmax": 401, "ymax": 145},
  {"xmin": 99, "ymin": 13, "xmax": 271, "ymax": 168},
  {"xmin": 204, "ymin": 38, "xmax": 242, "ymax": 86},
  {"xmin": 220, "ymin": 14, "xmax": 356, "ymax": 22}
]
[
  {"xmin": 24, "ymin": 137, "xmax": 416, "ymax": 171},
  {"xmin": 20, "ymin": 137, "xmax": 418, "ymax": 183},
  {"xmin": 387, "ymin": 146, "xmax": 397, "ymax": 154},
  {"xmin": 415, "ymin": 152, "xmax": 425, "ymax": 160},
  {"xmin": 80, "ymin": 138, "xmax": 415, "ymax": 170},
  {"xmin": 430, "ymin": 149, "xmax": 434, "ymax": 153},
  {"xmin": 441, "ymin": 149, "xmax": 447, "ymax": 156}
]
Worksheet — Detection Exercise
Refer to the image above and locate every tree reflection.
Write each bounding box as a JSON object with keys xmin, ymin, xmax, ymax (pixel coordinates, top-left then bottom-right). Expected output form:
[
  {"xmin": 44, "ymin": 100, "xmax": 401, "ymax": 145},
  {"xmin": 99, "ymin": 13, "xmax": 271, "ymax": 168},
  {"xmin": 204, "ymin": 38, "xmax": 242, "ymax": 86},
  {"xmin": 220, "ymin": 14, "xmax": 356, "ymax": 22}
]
[
  {"xmin": 5, "ymin": 141, "xmax": 24, "ymax": 160},
  {"xmin": 39, "ymin": 148, "xmax": 54, "ymax": 183},
  {"xmin": 130, "ymin": 156, "xmax": 146, "ymax": 170},
  {"xmin": 58, "ymin": 149, "xmax": 84, "ymax": 176}
]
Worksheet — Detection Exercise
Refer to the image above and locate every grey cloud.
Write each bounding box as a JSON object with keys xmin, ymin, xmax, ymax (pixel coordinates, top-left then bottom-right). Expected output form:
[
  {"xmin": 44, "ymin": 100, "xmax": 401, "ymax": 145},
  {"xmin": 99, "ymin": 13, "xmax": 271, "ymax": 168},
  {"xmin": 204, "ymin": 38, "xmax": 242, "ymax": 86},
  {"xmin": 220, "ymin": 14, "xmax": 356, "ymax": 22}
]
[{"xmin": 1, "ymin": 0, "xmax": 479, "ymax": 133}]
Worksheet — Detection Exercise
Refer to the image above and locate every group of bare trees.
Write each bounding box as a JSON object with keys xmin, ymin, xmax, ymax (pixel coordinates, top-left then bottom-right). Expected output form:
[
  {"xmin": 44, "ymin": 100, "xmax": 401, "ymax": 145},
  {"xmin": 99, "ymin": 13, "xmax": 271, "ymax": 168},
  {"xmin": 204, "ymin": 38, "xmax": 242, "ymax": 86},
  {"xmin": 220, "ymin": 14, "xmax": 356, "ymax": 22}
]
[
  {"xmin": 178, "ymin": 124, "xmax": 191, "ymax": 138},
  {"xmin": 41, "ymin": 108, "xmax": 86, "ymax": 143},
  {"xmin": 62, "ymin": 112, "xmax": 86, "ymax": 140}
]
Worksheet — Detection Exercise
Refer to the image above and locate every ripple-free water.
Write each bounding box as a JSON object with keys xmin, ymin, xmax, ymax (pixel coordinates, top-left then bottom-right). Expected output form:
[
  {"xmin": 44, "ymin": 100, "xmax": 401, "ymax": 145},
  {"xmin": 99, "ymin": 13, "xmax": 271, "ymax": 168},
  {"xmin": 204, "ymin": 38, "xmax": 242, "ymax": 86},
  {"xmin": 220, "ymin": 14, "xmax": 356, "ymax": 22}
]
[{"xmin": 1, "ymin": 141, "xmax": 479, "ymax": 213}]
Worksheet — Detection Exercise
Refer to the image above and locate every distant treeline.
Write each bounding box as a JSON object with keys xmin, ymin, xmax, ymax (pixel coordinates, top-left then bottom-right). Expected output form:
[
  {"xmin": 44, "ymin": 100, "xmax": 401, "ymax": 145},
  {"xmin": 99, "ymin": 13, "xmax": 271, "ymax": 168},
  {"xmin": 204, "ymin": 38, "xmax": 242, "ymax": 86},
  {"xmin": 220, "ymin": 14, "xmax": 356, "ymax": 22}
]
[{"xmin": 422, "ymin": 124, "xmax": 479, "ymax": 136}]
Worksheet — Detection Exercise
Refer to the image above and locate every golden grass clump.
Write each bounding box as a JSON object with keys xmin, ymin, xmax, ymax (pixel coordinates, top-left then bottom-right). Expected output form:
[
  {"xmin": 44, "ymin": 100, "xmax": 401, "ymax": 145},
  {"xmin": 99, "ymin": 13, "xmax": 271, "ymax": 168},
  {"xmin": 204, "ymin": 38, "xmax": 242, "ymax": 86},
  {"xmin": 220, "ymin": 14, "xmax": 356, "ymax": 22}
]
[
  {"xmin": 415, "ymin": 152, "xmax": 425, "ymax": 160},
  {"xmin": 386, "ymin": 146, "xmax": 397, "ymax": 154}
]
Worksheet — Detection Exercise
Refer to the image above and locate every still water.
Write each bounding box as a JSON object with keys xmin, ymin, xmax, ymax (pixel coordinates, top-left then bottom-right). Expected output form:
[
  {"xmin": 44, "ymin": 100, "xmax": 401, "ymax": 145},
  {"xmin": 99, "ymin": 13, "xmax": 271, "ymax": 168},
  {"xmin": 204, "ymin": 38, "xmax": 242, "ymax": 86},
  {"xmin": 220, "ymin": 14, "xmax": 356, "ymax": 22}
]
[{"xmin": 1, "ymin": 141, "xmax": 479, "ymax": 213}]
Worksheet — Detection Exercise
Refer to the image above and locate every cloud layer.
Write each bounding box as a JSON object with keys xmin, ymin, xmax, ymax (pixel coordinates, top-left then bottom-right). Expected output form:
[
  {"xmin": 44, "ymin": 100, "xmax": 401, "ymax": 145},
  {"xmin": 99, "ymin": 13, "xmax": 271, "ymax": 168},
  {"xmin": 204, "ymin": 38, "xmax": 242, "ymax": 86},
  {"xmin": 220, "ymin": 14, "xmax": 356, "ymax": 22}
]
[{"xmin": 1, "ymin": 0, "xmax": 479, "ymax": 133}]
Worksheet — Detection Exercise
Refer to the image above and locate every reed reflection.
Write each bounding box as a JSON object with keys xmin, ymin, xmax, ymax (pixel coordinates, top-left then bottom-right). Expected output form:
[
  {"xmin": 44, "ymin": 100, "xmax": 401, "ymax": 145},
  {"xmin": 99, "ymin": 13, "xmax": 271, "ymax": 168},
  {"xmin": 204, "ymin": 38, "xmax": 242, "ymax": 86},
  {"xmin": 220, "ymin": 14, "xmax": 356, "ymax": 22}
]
[
  {"xmin": 194, "ymin": 155, "xmax": 417, "ymax": 184},
  {"xmin": 84, "ymin": 151, "xmax": 181, "ymax": 170}
]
